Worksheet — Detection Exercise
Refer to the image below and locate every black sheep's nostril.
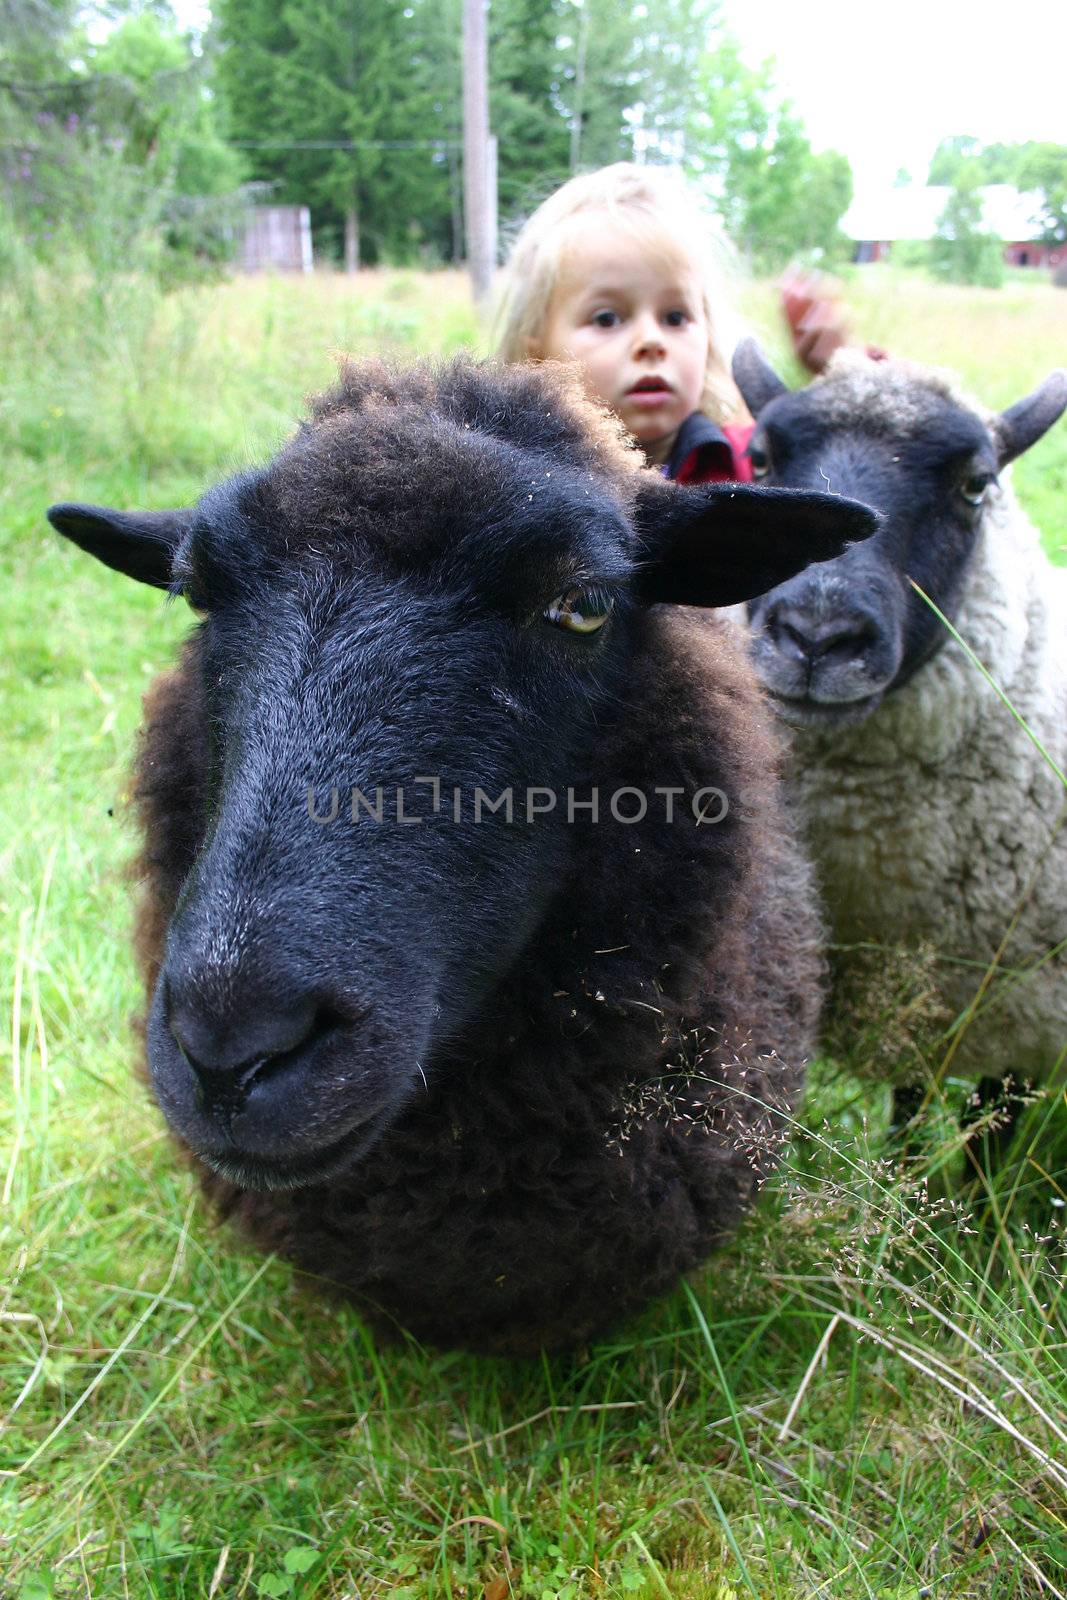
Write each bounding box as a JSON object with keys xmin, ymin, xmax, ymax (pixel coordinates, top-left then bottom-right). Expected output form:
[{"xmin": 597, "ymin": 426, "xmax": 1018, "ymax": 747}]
[
  {"xmin": 186, "ymin": 1049, "xmax": 303, "ymax": 1120},
  {"xmin": 168, "ymin": 993, "xmax": 325, "ymax": 1115},
  {"xmin": 172, "ymin": 995, "xmax": 319, "ymax": 1068},
  {"xmin": 181, "ymin": 1052, "xmax": 264, "ymax": 1120}
]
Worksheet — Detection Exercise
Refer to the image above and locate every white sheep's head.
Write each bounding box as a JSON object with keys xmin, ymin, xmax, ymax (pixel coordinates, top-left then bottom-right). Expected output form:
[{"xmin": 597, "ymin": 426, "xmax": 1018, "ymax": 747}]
[{"xmin": 732, "ymin": 341, "xmax": 1066, "ymax": 728}]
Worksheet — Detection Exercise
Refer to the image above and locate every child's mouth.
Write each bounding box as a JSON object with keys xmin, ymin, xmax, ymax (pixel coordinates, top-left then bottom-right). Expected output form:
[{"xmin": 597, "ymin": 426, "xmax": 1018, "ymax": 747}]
[{"xmin": 627, "ymin": 377, "xmax": 671, "ymax": 406}]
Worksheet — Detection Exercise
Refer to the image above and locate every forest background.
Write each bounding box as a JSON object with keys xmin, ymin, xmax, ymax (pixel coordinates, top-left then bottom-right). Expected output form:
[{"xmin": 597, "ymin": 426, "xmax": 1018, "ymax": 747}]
[{"xmin": 3, "ymin": 0, "xmax": 1065, "ymax": 280}]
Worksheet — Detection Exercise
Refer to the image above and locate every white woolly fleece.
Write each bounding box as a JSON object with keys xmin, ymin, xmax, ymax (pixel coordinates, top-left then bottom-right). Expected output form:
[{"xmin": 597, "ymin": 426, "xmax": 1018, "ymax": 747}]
[
  {"xmin": 808, "ymin": 347, "xmax": 981, "ymax": 436},
  {"xmin": 788, "ymin": 458, "xmax": 1067, "ymax": 1083}
]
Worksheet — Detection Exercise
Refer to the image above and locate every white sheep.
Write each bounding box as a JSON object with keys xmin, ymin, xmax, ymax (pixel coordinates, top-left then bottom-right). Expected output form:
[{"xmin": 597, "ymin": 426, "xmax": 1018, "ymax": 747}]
[{"xmin": 731, "ymin": 343, "xmax": 1067, "ymax": 1093}]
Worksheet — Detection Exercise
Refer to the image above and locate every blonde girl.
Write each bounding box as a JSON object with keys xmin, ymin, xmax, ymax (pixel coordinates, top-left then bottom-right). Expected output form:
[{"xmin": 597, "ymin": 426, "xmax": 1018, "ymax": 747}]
[{"xmin": 495, "ymin": 163, "xmax": 756, "ymax": 483}]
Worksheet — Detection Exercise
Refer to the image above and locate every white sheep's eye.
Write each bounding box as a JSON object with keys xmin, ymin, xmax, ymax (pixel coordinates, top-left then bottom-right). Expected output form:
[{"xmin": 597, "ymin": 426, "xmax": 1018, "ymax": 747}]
[
  {"xmin": 748, "ymin": 445, "xmax": 771, "ymax": 480},
  {"xmin": 545, "ymin": 586, "xmax": 614, "ymax": 634},
  {"xmin": 960, "ymin": 471, "xmax": 994, "ymax": 506}
]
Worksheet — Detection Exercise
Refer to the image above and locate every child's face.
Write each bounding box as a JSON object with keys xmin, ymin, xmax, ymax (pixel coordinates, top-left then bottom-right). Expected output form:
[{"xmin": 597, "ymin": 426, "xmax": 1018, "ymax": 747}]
[{"xmin": 531, "ymin": 220, "xmax": 710, "ymax": 465}]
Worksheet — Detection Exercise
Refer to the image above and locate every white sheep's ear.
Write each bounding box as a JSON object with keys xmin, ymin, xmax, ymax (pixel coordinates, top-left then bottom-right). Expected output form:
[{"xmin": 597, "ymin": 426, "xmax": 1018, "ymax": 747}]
[
  {"xmin": 732, "ymin": 337, "xmax": 789, "ymax": 417},
  {"xmin": 632, "ymin": 478, "xmax": 880, "ymax": 608},
  {"xmin": 995, "ymin": 371, "xmax": 1067, "ymax": 468},
  {"xmin": 47, "ymin": 502, "xmax": 194, "ymax": 589}
]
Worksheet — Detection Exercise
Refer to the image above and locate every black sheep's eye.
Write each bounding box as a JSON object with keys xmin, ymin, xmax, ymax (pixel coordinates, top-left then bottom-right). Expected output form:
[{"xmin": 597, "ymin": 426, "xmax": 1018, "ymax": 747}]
[
  {"xmin": 960, "ymin": 471, "xmax": 994, "ymax": 506},
  {"xmin": 748, "ymin": 445, "xmax": 771, "ymax": 480},
  {"xmin": 544, "ymin": 586, "xmax": 614, "ymax": 635},
  {"xmin": 170, "ymin": 550, "xmax": 210, "ymax": 615},
  {"xmin": 167, "ymin": 575, "xmax": 209, "ymax": 615}
]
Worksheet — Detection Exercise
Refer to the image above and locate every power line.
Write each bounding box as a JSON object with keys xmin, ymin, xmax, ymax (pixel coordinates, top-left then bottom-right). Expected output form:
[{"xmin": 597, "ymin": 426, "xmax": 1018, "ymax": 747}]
[{"xmin": 227, "ymin": 139, "xmax": 460, "ymax": 151}]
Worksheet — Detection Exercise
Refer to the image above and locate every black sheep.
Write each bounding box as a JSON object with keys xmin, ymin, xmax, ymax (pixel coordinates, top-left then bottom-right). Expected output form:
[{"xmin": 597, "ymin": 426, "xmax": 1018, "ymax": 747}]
[{"xmin": 48, "ymin": 358, "xmax": 876, "ymax": 1353}]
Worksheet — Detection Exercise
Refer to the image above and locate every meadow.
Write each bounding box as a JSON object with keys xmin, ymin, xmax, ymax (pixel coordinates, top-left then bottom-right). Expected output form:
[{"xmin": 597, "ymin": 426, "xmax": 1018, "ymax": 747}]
[{"xmin": 1, "ymin": 263, "xmax": 1065, "ymax": 1599}]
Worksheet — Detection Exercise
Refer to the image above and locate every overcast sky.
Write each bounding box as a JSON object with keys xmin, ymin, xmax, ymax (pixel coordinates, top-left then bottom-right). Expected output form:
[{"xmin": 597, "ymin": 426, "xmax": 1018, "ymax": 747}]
[{"xmin": 717, "ymin": 0, "xmax": 1066, "ymax": 198}]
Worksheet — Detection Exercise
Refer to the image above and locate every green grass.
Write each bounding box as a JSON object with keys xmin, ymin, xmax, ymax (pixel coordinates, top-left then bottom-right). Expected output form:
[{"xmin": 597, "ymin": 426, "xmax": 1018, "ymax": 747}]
[{"xmin": 2, "ymin": 264, "xmax": 1066, "ymax": 1598}]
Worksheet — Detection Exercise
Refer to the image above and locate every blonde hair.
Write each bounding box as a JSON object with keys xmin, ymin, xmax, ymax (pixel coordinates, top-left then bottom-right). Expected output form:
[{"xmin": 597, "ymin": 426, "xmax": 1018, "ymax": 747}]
[{"xmin": 495, "ymin": 163, "xmax": 744, "ymax": 423}]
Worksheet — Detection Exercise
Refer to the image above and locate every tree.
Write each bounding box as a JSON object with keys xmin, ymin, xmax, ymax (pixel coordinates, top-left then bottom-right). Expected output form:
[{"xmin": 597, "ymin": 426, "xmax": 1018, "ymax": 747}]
[
  {"xmin": 1017, "ymin": 142, "xmax": 1067, "ymax": 244},
  {"xmin": 930, "ymin": 165, "xmax": 1004, "ymax": 287},
  {"xmin": 87, "ymin": 11, "xmax": 243, "ymax": 195},
  {"xmin": 488, "ymin": 0, "xmax": 570, "ymax": 215},
  {"xmin": 928, "ymin": 135, "xmax": 1039, "ymax": 189},
  {"xmin": 603, "ymin": 0, "xmax": 718, "ymax": 164},
  {"xmin": 0, "ymin": 0, "xmax": 75, "ymax": 79},
  {"xmin": 216, "ymin": 0, "xmax": 456, "ymax": 265},
  {"xmin": 1, "ymin": 1, "xmax": 245, "ymax": 273},
  {"xmin": 80, "ymin": 12, "xmax": 247, "ymax": 267},
  {"xmin": 490, "ymin": 0, "xmax": 721, "ymax": 222},
  {"xmin": 686, "ymin": 37, "xmax": 853, "ymax": 268},
  {"xmin": 793, "ymin": 148, "xmax": 853, "ymax": 258},
  {"xmin": 208, "ymin": 0, "xmax": 852, "ymax": 268},
  {"xmin": 928, "ymin": 135, "xmax": 1067, "ymax": 245},
  {"xmin": 928, "ymin": 134, "xmax": 983, "ymax": 186}
]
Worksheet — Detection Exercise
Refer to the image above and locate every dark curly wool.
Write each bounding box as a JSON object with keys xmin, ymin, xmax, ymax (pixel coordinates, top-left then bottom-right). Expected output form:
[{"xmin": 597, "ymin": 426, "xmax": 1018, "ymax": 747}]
[{"xmin": 47, "ymin": 359, "xmax": 877, "ymax": 1354}]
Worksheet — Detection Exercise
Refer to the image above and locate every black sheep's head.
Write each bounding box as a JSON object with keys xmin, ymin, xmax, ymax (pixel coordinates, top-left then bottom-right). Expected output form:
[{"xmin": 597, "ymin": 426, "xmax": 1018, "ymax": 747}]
[
  {"xmin": 732, "ymin": 339, "xmax": 1067, "ymax": 728},
  {"xmin": 48, "ymin": 359, "xmax": 876, "ymax": 1191}
]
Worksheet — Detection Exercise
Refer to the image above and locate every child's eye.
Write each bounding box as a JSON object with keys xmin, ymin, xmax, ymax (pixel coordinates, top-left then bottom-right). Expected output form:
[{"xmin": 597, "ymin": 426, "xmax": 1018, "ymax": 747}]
[
  {"xmin": 591, "ymin": 309, "xmax": 620, "ymax": 329},
  {"xmin": 663, "ymin": 309, "xmax": 690, "ymax": 327}
]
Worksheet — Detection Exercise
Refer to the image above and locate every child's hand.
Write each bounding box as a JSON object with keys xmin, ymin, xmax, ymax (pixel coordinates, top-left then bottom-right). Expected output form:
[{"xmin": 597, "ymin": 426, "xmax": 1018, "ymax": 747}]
[
  {"xmin": 778, "ymin": 268, "xmax": 889, "ymax": 374},
  {"xmin": 779, "ymin": 267, "xmax": 850, "ymax": 375}
]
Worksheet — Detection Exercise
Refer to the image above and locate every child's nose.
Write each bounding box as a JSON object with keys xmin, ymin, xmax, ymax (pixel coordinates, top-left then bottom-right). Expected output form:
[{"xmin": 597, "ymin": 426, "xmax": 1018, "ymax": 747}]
[{"xmin": 631, "ymin": 313, "xmax": 666, "ymax": 356}]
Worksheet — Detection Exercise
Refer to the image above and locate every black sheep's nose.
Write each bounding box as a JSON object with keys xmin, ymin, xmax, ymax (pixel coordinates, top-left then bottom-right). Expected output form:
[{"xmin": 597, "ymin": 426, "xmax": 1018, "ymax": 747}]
[
  {"xmin": 169, "ymin": 995, "xmax": 321, "ymax": 1117},
  {"xmin": 766, "ymin": 602, "xmax": 874, "ymax": 666}
]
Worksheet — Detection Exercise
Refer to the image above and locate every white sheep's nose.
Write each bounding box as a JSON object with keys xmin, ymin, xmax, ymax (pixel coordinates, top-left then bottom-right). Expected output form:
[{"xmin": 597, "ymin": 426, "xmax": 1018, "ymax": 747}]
[{"xmin": 765, "ymin": 600, "xmax": 876, "ymax": 667}]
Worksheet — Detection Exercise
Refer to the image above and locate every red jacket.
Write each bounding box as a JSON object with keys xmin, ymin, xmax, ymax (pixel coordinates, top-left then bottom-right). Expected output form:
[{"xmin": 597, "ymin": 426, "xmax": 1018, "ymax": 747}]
[{"xmin": 663, "ymin": 412, "xmax": 755, "ymax": 484}]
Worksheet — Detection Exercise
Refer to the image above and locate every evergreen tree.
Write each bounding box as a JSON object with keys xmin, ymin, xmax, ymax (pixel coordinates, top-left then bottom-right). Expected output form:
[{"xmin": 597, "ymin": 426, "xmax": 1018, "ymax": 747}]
[
  {"xmin": 216, "ymin": 0, "xmax": 457, "ymax": 263},
  {"xmin": 489, "ymin": 0, "xmax": 570, "ymax": 216}
]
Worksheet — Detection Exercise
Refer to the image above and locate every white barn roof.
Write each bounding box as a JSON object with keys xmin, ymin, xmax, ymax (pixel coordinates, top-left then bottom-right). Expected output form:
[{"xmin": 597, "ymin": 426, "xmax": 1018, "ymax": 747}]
[{"xmin": 842, "ymin": 184, "xmax": 1045, "ymax": 242}]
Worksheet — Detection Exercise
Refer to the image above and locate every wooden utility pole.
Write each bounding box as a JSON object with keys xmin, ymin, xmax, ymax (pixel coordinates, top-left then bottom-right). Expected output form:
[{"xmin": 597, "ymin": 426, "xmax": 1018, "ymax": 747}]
[
  {"xmin": 570, "ymin": 0, "xmax": 589, "ymax": 172},
  {"xmin": 462, "ymin": 0, "xmax": 494, "ymax": 307},
  {"xmin": 344, "ymin": 202, "xmax": 360, "ymax": 274}
]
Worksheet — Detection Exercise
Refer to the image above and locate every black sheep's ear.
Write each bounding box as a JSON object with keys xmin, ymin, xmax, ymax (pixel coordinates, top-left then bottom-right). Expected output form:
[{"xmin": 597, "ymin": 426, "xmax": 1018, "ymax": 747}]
[
  {"xmin": 632, "ymin": 478, "xmax": 879, "ymax": 608},
  {"xmin": 995, "ymin": 371, "xmax": 1067, "ymax": 468},
  {"xmin": 46, "ymin": 502, "xmax": 193, "ymax": 589},
  {"xmin": 732, "ymin": 337, "xmax": 790, "ymax": 417}
]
